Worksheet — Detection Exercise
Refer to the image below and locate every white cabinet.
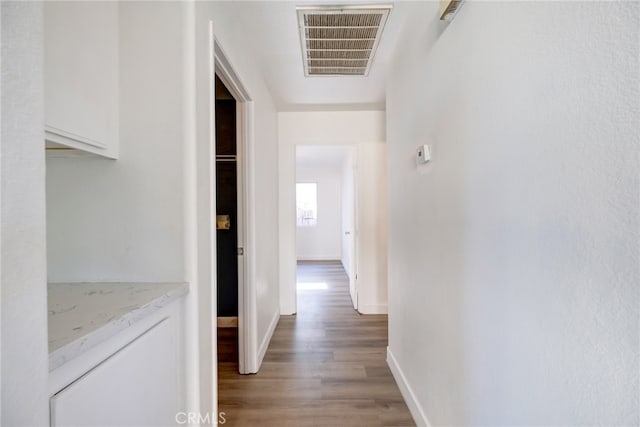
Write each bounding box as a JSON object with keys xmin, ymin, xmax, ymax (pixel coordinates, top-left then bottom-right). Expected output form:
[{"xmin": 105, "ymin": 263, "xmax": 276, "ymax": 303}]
[
  {"xmin": 50, "ymin": 317, "xmax": 180, "ymax": 427},
  {"xmin": 44, "ymin": 1, "xmax": 119, "ymax": 158}
]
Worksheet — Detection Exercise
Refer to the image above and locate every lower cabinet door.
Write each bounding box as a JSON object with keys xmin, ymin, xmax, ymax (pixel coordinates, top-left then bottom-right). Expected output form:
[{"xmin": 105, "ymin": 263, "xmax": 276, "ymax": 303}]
[{"xmin": 51, "ymin": 318, "xmax": 179, "ymax": 426}]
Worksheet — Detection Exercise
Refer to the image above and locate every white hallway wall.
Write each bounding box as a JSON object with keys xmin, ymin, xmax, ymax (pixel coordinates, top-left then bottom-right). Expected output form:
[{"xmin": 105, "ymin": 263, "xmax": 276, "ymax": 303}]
[
  {"xmin": 386, "ymin": 2, "xmax": 639, "ymax": 426},
  {"xmin": 279, "ymin": 111, "xmax": 388, "ymax": 315},
  {"xmin": 296, "ymin": 165, "xmax": 342, "ymax": 261},
  {"xmin": 1, "ymin": 2, "xmax": 49, "ymax": 424}
]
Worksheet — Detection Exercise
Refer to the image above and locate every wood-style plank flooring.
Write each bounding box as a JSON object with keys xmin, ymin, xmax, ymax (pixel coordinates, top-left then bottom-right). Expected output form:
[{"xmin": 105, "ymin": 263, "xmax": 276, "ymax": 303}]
[{"xmin": 218, "ymin": 261, "xmax": 415, "ymax": 426}]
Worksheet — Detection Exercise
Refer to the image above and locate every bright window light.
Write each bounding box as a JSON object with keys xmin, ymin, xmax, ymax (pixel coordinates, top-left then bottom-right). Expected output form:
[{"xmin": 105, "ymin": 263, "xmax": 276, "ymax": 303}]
[
  {"xmin": 296, "ymin": 183, "xmax": 317, "ymax": 227},
  {"xmin": 297, "ymin": 282, "xmax": 328, "ymax": 291}
]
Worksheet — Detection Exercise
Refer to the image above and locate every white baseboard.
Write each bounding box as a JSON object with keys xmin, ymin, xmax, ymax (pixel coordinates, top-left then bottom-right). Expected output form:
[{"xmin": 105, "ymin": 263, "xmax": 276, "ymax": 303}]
[
  {"xmin": 387, "ymin": 347, "xmax": 432, "ymax": 427},
  {"xmin": 357, "ymin": 304, "xmax": 387, "ymax": 314},
  {"xmin": 257, "ymin": 309, "xmax": 279, "ymax": 370}
]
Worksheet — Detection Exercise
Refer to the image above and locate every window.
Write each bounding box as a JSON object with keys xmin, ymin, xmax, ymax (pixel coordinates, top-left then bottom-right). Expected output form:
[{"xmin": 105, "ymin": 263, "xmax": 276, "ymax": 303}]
[{"xmin": 296, "ymin": 183, "xmax": 317, "ymax": 226}]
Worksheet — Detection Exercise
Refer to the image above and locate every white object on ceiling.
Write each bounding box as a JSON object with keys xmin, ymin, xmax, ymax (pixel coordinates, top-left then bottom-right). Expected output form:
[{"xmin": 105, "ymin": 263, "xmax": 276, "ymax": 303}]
[{"xmin": 297, "ymin": 5, "xmax": 392, "ymax": 77}]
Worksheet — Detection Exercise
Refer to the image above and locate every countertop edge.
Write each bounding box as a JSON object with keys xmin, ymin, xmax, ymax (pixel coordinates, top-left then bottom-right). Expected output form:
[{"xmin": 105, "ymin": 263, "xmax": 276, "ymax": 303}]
[{"xmin": 49, "ymin": 283, "xmax": 189, "ymax": 371}]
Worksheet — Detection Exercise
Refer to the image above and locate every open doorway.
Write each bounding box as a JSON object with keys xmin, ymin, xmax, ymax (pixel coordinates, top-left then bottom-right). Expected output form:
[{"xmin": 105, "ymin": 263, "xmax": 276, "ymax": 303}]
[
  {"xmin": 295, "ymin": 145, "xmax": 358, "ymax": 310},
  {"xmin": 213, "ymin": 41, "xmax": 259, "ymax": 378},
  {"xmin": 215, "ymin": 74, "xmax": 240, "ymax": 372}
]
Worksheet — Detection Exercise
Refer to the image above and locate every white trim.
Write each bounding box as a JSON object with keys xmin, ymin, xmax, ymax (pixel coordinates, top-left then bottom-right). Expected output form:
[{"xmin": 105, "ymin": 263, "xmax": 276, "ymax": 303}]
[
  {"xmin": 214, "ymin": 42, "xmax": 252, "ymax": 100},
  {"xmin": 257, "ymin": 310, "xmax": 280, "ymax": 369},
  {"xmin": 205, "ymin": 20, "xmax": 217, "ymax": 418},
  {"xmin": 44, "ymin": 125, "xmax": 118, "ymax": 159},
  {"xmin": 213, "ymin": 41, "xmax": 258, "ymax": 375},
  {"xmin": 386, "ymin": 347, "xmax": 432, "ymax": 427},
  {"xmin": 243, "ymin": 101, "xmax": 258, "ymax": 373},
  {"xmin": 45, "ymin": 125, "xmax": 107, "ymax": 149},
  {"xmin": 351, "ymin": 150, "xmax": 359, "ymax": 311},
  {"xmin": 181, "ymin": 3, "xmax": 204, "ymax": 418},
  {"xmin": 357, "ymin": 304, "xmax": 387, "ymax": 314}
]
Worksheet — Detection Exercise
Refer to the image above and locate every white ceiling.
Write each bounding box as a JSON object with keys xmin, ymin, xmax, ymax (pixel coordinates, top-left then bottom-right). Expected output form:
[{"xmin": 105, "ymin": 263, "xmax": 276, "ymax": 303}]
[
  {"xmin": 296, "ymin": 145, "xmax": 354, "ymax": 168},
  {"xmin": 219, "ymin": 1, "xmax": 417, "ymax": 111}
]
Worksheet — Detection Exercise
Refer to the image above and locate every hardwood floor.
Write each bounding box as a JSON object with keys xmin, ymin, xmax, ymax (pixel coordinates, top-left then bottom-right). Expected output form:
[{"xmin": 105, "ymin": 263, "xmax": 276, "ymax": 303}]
[{"xmin": 217, "ymin": 260, "xmax": 415, "ymax": 426}]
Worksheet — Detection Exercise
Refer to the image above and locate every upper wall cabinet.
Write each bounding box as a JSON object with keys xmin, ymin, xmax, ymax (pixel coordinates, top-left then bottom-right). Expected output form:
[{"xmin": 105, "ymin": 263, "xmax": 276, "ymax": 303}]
[{"xmin": 44, "ymin": 2, "xmax": 119, "ymax": 159}]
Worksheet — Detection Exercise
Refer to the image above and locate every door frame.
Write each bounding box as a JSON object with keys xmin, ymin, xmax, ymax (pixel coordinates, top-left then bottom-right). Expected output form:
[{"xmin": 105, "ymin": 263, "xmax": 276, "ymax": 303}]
[
  {"xmin": 214, "ymin": 40, "xmax": 258, "ymax": 374},
  {"xmin": 348, "ymin": 148, "xmax": 359, "ymax": 310},
  {"xmin": 292, "ymin": 145, "xmax": 360, "ymax": 310}
]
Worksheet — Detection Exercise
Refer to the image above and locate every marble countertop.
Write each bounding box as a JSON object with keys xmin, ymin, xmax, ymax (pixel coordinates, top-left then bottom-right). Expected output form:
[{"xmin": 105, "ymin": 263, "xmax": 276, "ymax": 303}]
[{"xmin": 48, "ymin": 282, "xmax": 188, "ymax": 371}]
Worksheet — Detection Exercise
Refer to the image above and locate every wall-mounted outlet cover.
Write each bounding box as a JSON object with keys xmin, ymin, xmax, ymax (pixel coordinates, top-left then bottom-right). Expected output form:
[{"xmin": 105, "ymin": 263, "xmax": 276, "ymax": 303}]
[{"xmin": 417, "ymin": 144, "xmax": 431, "ymax": 164}]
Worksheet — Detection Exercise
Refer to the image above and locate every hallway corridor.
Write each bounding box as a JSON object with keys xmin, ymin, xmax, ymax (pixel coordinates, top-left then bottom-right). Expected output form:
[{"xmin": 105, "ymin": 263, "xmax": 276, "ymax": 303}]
[{"xmin": 218, "ymin": 261, "xmax": 414, "ymax": 426}]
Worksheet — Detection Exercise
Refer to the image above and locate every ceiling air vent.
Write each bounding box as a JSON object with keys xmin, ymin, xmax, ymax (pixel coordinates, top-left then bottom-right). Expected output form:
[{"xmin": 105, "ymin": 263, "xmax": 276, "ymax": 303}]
[
  {"xmin": 297, "ymin": 5, "xmax": 392, "ymax": 77},
  {"xmin": 440, "ymin": 0, "xmax": 465, "ymax": 21}
]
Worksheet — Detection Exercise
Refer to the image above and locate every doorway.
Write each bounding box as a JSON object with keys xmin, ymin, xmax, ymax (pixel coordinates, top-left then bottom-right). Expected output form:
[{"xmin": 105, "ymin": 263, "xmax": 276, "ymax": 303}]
[
  {"xmin": 213, "ymin": 40, "xmax": 259, "ymax": 376},
  {"xmin": 294, "ymin": 145, "xmax": 358, "ymax": 310},
  {"xmin": 215, "ymin": 74, "xmax": 240, "ymax": 373}
]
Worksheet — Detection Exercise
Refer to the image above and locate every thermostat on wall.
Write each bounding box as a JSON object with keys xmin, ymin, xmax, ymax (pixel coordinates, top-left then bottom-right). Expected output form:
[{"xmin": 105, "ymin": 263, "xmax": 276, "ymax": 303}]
[{"xmin": 417, "ymin": 144, "xmax": 431, "ymax": 164}]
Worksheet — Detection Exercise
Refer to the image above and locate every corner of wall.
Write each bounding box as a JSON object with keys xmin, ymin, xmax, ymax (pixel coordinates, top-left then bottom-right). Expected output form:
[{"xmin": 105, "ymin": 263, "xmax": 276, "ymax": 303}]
[
  {"xmin": 1, "ymin": 2, "xmax": 50, "ymax": 425},
  {"xmin": 386, "ymin": 347, "xmax": 431, "ymax": 427}
]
